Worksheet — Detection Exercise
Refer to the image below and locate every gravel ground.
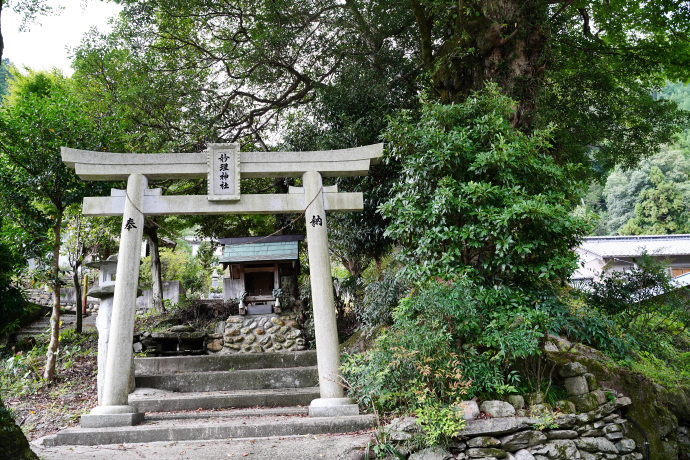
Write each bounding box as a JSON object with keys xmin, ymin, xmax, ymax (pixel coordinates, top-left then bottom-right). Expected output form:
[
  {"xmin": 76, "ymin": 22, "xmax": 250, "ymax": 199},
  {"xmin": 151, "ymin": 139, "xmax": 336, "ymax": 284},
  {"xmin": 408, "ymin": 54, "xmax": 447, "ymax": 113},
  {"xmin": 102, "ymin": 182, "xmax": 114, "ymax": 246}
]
[{"xmin": 33, "ymin": 432, "xmax": 374, "ymax": 460}]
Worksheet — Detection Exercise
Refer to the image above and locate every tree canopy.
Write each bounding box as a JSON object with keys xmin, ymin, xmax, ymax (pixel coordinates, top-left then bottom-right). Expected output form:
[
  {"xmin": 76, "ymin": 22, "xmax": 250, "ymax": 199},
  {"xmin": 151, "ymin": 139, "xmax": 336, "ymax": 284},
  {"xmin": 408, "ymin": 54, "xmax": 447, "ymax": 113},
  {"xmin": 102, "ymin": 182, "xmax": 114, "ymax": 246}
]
[{"xmin": 71, "ymin": 0, "xmax": 690, "ymax": 175}]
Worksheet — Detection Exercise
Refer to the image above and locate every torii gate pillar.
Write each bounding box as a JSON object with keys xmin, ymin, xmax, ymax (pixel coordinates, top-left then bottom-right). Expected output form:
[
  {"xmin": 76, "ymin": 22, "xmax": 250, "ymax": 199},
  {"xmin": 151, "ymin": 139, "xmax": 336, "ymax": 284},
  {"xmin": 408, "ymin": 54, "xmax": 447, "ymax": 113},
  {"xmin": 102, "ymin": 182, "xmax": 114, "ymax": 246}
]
[
  {"xmin": 303, "ymin": 170, "xmax": 358, "ymax": 416},
  {"xmin": 82, "ymin": 173, "xmax": 147, "ymax": 427}
]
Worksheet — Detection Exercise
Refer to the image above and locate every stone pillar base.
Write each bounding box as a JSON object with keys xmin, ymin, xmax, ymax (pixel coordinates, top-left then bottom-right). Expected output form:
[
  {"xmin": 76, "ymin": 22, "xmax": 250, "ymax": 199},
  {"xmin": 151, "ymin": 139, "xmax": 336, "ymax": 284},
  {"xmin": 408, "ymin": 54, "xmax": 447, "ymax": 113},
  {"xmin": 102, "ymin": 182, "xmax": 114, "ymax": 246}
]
[
  {"xmin": 309, "ymin": 397, "xmax": 359, "ymax": 417},
  {"xmin": 81, "ymin": 405, "xmax": 144, "ymax": 428}
]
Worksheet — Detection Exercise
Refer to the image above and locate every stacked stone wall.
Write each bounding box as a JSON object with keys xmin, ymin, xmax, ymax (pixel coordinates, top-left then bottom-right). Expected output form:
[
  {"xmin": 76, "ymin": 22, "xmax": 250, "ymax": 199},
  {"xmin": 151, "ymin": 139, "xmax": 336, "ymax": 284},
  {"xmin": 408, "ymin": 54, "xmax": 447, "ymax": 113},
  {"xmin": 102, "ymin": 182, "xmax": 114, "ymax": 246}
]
[
  {"xmin": 219, "ymin": 314, "xmax": 306, "ymax": 353},
  {"xmin": 388, "ymin": 363, "xmax": 649, "ymax": 460}
]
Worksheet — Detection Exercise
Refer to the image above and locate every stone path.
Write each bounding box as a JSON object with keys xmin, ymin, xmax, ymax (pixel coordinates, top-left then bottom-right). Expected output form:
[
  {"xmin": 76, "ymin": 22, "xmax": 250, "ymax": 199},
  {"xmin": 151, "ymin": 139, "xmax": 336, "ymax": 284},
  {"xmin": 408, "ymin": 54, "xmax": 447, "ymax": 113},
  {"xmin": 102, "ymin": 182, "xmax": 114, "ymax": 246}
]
[
  {"xmin": 33, "ymin": 432, "xmax": 373, "ymax": 460},
  {"xmin": 15, "ymin": 309, "xmax": 97, "ymax": 341}
]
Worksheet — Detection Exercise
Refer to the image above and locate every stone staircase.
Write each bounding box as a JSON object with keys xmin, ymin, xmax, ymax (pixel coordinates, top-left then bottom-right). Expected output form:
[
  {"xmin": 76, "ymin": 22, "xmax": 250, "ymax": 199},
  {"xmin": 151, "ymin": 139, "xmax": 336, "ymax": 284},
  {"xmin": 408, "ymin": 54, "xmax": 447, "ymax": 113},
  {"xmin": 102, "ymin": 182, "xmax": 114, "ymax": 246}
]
[
  {"xmin": 40, "ymin": 350, "xmax": 374, "ymax": 446},
  {"xmin": 14, "ymin": 310, "xmax": 85, "ymax": 341}
]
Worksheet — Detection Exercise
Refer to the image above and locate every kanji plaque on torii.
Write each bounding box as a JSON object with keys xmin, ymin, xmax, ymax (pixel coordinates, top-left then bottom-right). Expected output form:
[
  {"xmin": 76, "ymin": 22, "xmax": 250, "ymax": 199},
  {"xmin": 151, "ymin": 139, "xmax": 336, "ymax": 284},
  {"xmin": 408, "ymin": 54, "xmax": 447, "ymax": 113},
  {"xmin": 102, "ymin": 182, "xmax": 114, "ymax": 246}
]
[{"xmin": 61, "ymin": 143, "xmax": 383, "ymax": 428}]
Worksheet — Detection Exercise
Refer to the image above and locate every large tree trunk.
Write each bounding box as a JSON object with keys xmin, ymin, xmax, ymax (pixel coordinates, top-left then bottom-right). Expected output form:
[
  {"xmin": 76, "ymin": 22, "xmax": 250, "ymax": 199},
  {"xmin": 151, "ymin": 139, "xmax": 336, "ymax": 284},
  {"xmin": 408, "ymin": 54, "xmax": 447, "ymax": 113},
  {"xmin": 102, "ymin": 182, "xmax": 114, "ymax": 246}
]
[
  {"xmin": 411, "ymin": 0, "xmax": 548, "ymax": 128},
  {"xmin": 43, "ymin": 214, "xmax": 62, "ymax": 381},
  {"xmin": 144, "ymin": 221, "xmax": 164, "ymax": 312}
]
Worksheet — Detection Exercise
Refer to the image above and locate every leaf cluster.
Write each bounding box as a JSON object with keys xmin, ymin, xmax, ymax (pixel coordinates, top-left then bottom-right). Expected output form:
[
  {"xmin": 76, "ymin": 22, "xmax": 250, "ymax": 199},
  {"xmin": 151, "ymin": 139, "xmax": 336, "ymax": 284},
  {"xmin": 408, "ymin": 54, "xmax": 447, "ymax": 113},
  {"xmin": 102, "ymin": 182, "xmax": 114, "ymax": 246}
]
[{"xmin": 381, "ymin": 85, "xmax": 592, "ymax": 285}]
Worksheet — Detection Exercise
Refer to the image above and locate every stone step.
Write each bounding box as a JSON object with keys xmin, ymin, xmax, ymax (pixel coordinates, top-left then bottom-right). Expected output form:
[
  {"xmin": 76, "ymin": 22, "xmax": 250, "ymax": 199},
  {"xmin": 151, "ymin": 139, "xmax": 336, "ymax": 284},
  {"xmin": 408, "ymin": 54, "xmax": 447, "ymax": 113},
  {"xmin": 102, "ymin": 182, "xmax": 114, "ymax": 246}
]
[
  {"xmin": 41, "ymin": 413, "xmax": 375, "ymax": 446},
  {"xmin": 134, "ymin": 350, "xmax": 318, "ymax": 375},
  {"xmin": 129, "ymin": 387, "xmax": 320, "ymax": 412},
  {"xmin": 135, "ymin": 366, "xmax": 319, "ymax": 392},
  {"xmin": 145, "ymin": 406, "xmax": 309, "ymax": 420}
]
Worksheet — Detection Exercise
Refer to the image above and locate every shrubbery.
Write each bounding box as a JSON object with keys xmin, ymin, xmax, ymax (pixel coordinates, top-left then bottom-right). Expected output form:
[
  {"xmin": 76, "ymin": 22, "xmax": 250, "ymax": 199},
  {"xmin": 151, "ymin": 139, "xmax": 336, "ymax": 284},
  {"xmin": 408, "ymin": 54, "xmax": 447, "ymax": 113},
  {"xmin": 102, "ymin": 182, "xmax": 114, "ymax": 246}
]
[
  {"xmin": 343, "ymin": 87, "xmax": 593, "ymax": 431},
  {"xmin": 380, "ymin": 85, "xmax": 591, "ymax": 286},
  {"xmin": 578, "ymin": 254, "xmax": 690, "ymax": 384},
  {"xmin": 0, "ymin": 227, "xmax": 27, "ymax": 336}
]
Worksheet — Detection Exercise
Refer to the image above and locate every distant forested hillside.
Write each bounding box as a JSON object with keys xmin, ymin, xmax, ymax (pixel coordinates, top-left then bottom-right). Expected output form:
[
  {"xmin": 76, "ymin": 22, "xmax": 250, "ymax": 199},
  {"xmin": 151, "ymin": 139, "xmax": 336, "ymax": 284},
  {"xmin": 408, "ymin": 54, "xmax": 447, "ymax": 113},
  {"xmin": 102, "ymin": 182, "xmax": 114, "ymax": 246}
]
[{"xmin": 586, "ymin": 82, "xmax": 690, "ymax": 235}]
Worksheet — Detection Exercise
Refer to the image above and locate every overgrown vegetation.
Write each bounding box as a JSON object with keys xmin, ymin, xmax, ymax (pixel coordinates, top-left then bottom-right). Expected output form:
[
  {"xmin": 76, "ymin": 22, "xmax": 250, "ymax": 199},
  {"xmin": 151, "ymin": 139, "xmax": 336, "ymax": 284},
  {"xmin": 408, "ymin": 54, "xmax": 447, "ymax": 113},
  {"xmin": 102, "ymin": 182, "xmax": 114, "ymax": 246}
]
[
  {"xmin": 579, "ymin": 255, "xmax": 690, "ymax": 386},
  {"xmin": 0, "ymin": 327, "xmax": 98, "ymax": 442},
  {"xmin": 342, "ymin": 87, "xmax": 690, "ymax": 451}
]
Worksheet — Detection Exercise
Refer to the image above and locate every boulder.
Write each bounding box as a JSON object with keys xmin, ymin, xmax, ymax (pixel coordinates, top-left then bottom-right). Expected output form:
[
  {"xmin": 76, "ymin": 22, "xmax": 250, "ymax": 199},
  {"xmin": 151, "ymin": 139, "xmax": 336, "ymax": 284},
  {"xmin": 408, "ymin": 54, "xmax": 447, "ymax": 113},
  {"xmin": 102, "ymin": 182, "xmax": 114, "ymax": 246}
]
[
  {"xmin": 508, "ymin": 395, "xmax": 525, "ymax": 410},
  {"xmin": 409, "ymin": 446, "xmax": 454, "ymax": 460},
  {"xmin": 460, "ymin": 417, "xmax": 527, "ymax": 437},
  {"xmin": 500, "ymin": 430, "xmax": 547, "ymax": 451},
  {"xmin": 466, "ymin": 447, "xmax": 507, "ymax": 458},
  {"xmin": 530, "ymin": 440, "xmax": 580, "ymax": 460},
  {"xmin": 553, "ymin": 400, "xmax": 576, "ymax": 414},
  {"xmin": 467, "ymin": 437, "xmax": 501, "ymax": 448},
  {"xmin": 575, "ymin": 437, "xmax": 618, "ymax": 454},
  {"xmin": 616, "ymin": 439, "xmax": 636, "ymax": 453},
  {"xmin": 545, "ymin": 430, "xmax": 578, "ymax": 440},
  {"xmin": 569, "ymin": 393, "xmax": 600, "ymax": 412},
  {"xmin": 584, "ymin": 373, "xmax": 599, "ymax": 391},
  {"xmin": 206, "ymin": 339, "xmax": 223, "ymax": 352},
  {"xmin": 0, "ymin": 396, "xmax": 38, "ymax": 460},
  {"xmin": 564, "ymin": 376, "xmax": 589, "ymax": 396},
  {"xmin": 559, "ymin": 362, "xmax": 587, "ymax": 378},
  {"xmin": 513, "ymin": 449, "xmax": 535, "ymax": 460},
  {"xmin": 481, "ymin": 400, "xmax": 516, "ymax": 418},
  {"xmin": 457, "ymin": 400, "xmax": 480, "ymax": 421}
]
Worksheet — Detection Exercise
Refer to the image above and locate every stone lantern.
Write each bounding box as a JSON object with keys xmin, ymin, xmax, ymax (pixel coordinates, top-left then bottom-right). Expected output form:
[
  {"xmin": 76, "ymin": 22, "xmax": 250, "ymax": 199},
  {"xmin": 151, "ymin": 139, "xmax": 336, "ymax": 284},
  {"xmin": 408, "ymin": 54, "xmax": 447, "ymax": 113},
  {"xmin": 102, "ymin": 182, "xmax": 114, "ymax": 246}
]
[{"xmin": 85, "ymin": 255, "xmax": 140, "ymax": 404}]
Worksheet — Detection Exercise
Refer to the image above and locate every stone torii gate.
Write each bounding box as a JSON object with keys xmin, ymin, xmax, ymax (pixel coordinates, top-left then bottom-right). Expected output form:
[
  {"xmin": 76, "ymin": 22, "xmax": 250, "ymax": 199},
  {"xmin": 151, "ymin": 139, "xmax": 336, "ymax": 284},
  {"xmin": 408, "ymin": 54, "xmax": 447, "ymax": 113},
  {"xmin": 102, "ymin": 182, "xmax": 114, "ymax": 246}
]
[{"xmin": 62, "ymin": 143, "xmax": 383, "ymax": 427}]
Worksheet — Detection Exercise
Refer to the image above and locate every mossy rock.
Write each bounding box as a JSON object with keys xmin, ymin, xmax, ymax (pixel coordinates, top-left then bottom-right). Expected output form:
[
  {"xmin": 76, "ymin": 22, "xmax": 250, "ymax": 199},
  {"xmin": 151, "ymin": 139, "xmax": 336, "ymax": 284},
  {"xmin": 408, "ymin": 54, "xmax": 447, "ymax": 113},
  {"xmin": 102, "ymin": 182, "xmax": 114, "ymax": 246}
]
[
  {"xmin": 340, "ymin": 326, "xmax": 385, "ymax": 354},
  {"xmin": 0, "ymin": 398, "xmax": 38, "ymax": 460},
  {"xmin": 547, "ymin": 345, "xmax": 686, "ymax": 460}
]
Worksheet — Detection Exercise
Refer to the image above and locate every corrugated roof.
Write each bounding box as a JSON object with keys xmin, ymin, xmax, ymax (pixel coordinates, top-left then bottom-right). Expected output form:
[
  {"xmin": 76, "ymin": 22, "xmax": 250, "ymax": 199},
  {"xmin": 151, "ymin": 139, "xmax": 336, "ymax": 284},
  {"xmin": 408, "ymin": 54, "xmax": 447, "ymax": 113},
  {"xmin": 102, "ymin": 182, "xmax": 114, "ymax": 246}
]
[
  {"xmin": 580, "ymin": 234, "xmax": 690, "ymax": 258},
  {"xmin": 218, "ymin": 235, "xmax": 305, "ymax": 245},
  {"xmin": 674, "ymin": 272, "xmax": 690, "ymax": 287},
  {"xmin": 220, "ymin": 241, "xmax": 299, "ymax": 263}
]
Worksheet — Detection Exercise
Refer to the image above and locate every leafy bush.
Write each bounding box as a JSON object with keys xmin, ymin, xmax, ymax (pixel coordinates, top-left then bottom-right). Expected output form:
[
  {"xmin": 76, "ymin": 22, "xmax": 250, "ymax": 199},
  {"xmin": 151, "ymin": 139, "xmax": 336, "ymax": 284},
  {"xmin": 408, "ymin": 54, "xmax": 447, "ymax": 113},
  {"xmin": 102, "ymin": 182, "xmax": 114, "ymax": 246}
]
[
  {"xmin": 357, "ymin": 265, "xmax": 410, "ymax": 328},
  {"xmin": 556, "ymin": 293, "xmax": 634, "ymax": 358},
  {"xmin": 0, "ymin": 232, "xmax": 27, "ymax": 336},
  {"xmin": 380, "ymin": 85, "xmax": 592, "ymax": 286},
  {"xmin": 343, "ymin": 280, "xmax": 559, "ymax": 406}
]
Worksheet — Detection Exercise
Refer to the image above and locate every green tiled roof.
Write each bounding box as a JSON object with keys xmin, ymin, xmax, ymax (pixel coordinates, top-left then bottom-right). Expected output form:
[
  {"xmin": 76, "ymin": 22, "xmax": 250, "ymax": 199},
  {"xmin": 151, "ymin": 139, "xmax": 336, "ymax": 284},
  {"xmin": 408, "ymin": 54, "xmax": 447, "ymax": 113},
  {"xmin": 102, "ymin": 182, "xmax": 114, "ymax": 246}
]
[{"xmin": 220, "ymin": 241, "xmax": 299, "ymax": 263}]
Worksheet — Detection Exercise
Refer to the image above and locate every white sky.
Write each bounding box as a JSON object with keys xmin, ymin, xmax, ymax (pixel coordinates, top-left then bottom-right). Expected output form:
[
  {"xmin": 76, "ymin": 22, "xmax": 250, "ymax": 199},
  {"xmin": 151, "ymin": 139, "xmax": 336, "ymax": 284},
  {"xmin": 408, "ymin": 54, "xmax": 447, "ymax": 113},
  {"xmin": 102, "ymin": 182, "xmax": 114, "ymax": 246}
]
[{"xmin": 3, "ymin": 0, "xmax": 122, "ymax": 75}]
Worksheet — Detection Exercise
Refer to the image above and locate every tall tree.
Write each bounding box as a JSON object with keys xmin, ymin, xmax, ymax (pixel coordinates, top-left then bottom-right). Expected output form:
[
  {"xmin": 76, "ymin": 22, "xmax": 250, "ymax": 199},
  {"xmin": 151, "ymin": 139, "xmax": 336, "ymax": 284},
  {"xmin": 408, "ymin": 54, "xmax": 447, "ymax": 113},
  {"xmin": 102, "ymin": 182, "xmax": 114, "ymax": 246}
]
[
  {"xmin": 602, "ymin": 149, "xmax": 690, "ymax": 234},
  {"xmin": 75, "ymin": 0, "xmax": 690, "ymax": 173},
  {"xmin": 0, "ymin": 70, "xmax": 111, "ymax": 380},
  {"xmin": 621, "ymin": 167, "xmax": 690, "ymax": 235}
]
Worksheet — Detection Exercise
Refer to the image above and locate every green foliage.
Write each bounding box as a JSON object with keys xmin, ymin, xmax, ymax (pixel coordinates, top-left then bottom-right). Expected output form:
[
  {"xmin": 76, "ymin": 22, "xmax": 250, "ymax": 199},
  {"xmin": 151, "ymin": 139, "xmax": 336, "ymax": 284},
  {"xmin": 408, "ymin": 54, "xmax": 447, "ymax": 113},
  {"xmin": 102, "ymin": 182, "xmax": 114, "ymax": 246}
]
[
  {"xmin": 662, "ymin": 81, "xmax": 690, "ymax": 149},
  {"xmin": 357, "ymin": 264, "xmax": 410, "ymax": 328},
  {"xmin": 0, "ymin": 59, "xmax": 17, "ymax": 101},
  {"xmin": 621, "ymin": 166, "xmax": 690, "ymax": 235},
  {"xmin": 0, "ymin": 220, "xmax": 27, "ymax": 336},
  {"xmin": 599, "ymin": 149, "xmax": 690, "ymax": 235},
  {"xmin": 530, "ymin": 408, "xmax": 559, "ymax": 431},
  {"xmin": 381, "ymin": 86, "xmax": 592, "ymax": 285},
  {"xmin": 0, "ymin": 329, "xmax": 97, "ymax": 397},
  {"xmin": 557, "ymin": 294, "xmax": 633, "ymax": 358},
  {"xmin": 140, "ymin": 247, "xmax": 205, "ymax": 295},
  {"xmin": 582, "ymin": 255, "xmax": 690, "ymax": 375},
  {"xmin": 343, "ymin": 279, "xmax": 560, "ymax": 404},
  {"xmin": 413, "ymin": 403, "xmax": 465, "ymax": 448}
]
